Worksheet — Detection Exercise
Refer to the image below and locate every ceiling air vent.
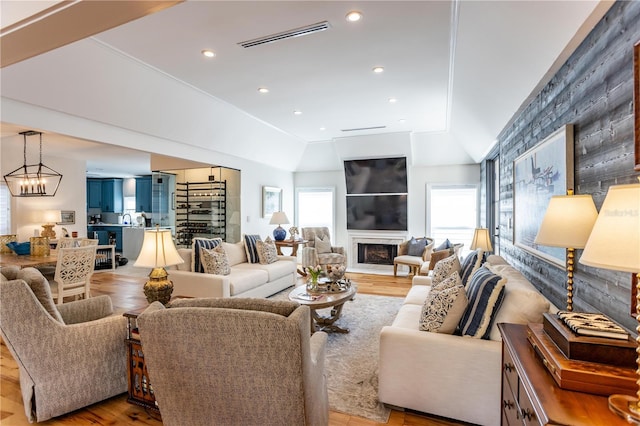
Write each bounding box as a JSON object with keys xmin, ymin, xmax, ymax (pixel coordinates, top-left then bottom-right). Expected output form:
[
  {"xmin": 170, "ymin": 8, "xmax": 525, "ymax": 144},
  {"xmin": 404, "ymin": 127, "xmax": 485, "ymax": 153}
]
[
  {"xmin": 238, "ymin": 21, "xmax": 331, "ymax": 48},
  {"xmin": 341, "ymin": 126, "xmax": 387, "ymax": 132}
]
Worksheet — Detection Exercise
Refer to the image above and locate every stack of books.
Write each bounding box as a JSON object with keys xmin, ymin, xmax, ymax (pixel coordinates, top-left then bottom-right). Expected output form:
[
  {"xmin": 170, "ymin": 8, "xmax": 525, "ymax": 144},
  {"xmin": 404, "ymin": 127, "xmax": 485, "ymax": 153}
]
[{"xmin": 557, "ymin": 311, "xmax": 630, "ymax": 340}]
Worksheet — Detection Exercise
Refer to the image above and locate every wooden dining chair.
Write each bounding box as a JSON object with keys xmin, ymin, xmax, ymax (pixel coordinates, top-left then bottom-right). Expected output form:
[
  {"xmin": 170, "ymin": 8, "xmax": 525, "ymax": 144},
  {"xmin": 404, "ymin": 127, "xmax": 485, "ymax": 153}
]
[{"xmin": 49, "ymin": 246, "xmax": 97, "ymax": 304}]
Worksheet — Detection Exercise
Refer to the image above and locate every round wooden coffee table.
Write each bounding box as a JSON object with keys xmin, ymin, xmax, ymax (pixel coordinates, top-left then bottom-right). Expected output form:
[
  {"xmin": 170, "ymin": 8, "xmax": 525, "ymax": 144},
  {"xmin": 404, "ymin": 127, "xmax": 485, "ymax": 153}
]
[{"xmin": 288, "ymin": 283, "xmax": 357, "ymax": 333}]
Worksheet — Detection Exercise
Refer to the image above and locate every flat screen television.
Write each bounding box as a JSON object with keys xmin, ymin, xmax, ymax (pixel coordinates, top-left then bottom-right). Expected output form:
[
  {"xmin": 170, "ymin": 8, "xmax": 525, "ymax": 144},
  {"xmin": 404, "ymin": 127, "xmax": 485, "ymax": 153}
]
[
  {"xmin": 344, "ymin": 157, "xmax": 408, "ymax": 194},
  {"xmin": 346, "ymin": 194, "xmax": 408, "ymax": 231}
]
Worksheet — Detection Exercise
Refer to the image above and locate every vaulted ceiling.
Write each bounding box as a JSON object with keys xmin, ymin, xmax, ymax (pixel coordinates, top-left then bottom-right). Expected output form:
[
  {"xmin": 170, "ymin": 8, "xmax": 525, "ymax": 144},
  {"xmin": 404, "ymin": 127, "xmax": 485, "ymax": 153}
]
[{"xmin": 0, "ymin": 1, "xmax": 612, "ymax": 175}]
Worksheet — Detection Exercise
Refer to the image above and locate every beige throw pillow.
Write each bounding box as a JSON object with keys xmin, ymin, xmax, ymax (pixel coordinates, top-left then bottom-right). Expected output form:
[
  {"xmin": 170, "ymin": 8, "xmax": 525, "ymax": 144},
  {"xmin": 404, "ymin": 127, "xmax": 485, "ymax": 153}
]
[
  {"xmin": 257, "ymin": 236, "xmax": 279, "ymax": 264},
  {"xmin": 315, "ymin": 236, "xmax": 332, "ymax": 254},
  {"xmin": 420, "ymin": 273, "xmax": 468, "ymax": 334},
  {"xmin": 200, "ymin": 245, "xmax": 230, "ymax": 275}
]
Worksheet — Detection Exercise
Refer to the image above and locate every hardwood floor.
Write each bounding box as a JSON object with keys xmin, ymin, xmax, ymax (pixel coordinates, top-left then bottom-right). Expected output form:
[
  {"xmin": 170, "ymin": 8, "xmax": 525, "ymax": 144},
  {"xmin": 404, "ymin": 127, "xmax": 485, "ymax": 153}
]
[{"xmin": 1, "ymin": 269, "xmax": 463, "ymax": 426}]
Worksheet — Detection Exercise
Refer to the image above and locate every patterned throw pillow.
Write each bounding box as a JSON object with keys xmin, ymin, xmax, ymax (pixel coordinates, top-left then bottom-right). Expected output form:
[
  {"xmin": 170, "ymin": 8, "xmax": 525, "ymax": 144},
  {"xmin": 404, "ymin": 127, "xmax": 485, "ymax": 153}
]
[
  {"xmin": 457, "ymin": 266, "xmax": 507, "ymax": 339},
  {"xmin": 192, "ymin": 237, "xmax": 222, "ymax": 272},
  {"xmin": 460, "ymin": 249, "xmax": 485, "ymax": 288},
  {"xmin": 315, "ymin": 235, "xmax": 332, "ymax": 254},
  {"xmin": 257, "ymin": 237, "xmax": 279, "ymax": 264},
  {"xmin": 420, "ymin": 280, "xmax": 468, "ymax": 334},
  {"xmin": 243, "ymin": 234, "xmax": 262, "ymax": 264},
  {"xmin": 431, "ymin": 270, "xmax": 462, "ymax": 292},
  {"xmin": 428, "ymin": 249, "xmax": 452, "ymax": 271},
  {"xmin": 407, "ymin": 237, "xmax": 427, "ymax": 256},
  {"xmin": 200, "ymin": 245, "xmax": 230, "ymax": 275},
  {"xmin": 431, "ymin": 254, "xmax": 462, "ymax": 285}
]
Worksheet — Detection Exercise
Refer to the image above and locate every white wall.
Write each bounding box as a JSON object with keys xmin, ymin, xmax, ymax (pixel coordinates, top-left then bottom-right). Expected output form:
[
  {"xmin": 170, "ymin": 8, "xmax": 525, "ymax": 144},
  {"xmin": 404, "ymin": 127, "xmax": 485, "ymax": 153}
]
[{"xmin": 294, "ymin": 163, "xmax": 480, "ymax": 249}]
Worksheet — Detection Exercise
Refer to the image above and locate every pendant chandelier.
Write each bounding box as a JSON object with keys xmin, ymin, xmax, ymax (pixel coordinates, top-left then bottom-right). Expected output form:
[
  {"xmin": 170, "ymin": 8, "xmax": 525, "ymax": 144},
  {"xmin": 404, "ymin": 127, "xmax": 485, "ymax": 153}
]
[{"xmin": 3, "ymin": 131, "xmax": 63, "ymax": 197}]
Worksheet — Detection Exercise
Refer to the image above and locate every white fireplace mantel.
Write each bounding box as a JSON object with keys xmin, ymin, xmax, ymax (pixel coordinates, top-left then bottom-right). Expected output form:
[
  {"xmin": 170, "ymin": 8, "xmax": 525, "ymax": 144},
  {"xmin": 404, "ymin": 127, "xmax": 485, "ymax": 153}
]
[{"xmin": 348, "ymin": 231, "xmax": 407, "ymax": 273}]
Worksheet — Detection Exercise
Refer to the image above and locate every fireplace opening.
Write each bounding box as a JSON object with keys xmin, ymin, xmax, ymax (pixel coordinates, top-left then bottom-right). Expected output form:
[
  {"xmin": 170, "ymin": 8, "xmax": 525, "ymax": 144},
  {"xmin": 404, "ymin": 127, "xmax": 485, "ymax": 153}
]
[{"xmin": 357, "ymin": 243, "xmax": 397, "ymax": 265}]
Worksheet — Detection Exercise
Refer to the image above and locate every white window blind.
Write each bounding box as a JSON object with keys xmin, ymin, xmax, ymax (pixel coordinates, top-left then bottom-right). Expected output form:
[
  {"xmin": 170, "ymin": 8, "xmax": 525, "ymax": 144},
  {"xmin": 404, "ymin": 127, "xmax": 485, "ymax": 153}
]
[
  {"xmin": 427, "ymin": 185, "xmax": 478, "ymax": 250},
  {"xmin": 296, "ymin": 187, "xmax": 335, "ymax": 238}
]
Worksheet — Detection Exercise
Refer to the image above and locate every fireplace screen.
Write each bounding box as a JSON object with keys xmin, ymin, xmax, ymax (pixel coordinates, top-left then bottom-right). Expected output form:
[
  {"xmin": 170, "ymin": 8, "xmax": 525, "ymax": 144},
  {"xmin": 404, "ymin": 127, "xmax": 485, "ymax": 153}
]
[{"xmin": 357, "ymin": 243, "xmax": 398, "ymax": 265}]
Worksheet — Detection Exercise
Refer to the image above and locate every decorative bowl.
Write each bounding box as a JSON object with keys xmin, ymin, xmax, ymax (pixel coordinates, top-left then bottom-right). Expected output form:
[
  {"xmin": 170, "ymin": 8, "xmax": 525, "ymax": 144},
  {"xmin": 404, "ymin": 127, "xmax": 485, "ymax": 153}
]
[
  {"xmin": 326, "ymin": 265, "xmax": 346, "ymax": 282},
  {"xmin": 6, "ymin": 241, "xmax": 31, "ymax": 255}
]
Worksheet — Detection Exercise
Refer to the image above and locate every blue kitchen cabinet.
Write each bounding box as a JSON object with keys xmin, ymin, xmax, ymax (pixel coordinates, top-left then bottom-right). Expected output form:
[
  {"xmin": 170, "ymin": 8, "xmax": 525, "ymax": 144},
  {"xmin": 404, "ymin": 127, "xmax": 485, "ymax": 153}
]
[
  {"xmin": 87, "ymin": 179, "xmax": 103, "ymax": 209},
  {"xmin": 136, "ymin": 176, "xmax": 152, "ymax": 212},
  {"xmin": 101, "ymin": 179, "xmax": 123, "ymax": 213}
]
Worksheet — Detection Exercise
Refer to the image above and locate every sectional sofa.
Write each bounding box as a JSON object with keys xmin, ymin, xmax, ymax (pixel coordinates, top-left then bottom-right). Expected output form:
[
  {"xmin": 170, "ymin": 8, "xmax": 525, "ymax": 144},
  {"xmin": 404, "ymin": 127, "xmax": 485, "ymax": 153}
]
[{"xmin": 378, "ymin": 254, "xmax": 558, "ymax": 425}]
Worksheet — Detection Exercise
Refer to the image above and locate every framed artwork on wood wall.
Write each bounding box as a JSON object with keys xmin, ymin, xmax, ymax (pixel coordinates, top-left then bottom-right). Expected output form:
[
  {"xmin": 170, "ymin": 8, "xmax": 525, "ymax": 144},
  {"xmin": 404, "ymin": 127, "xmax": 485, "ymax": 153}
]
[
  {"xmin": 513, "ymin": 124, "xmax": 574, "ymax": 267},
  {"xmin": 634, "ymin": 40, "xmax": 640, "ymax": 172},
  {"xmin": 262, "ymin": 186, "xmax": 282, "ymax": 218}
]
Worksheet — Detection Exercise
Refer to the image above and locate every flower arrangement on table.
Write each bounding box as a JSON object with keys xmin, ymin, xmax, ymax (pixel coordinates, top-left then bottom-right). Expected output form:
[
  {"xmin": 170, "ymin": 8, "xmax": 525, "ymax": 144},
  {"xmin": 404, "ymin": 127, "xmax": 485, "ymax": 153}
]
[
  {"xmin": 307, "ymin": 265, "xmax": 323, "ymax": 283},
  {"xmin": 289, "ymin": 226, "xmax": 299, "ymax": 240},
  {"xmin": 306, "ymin": 265, "xmax": 323, "ymax": 292}
]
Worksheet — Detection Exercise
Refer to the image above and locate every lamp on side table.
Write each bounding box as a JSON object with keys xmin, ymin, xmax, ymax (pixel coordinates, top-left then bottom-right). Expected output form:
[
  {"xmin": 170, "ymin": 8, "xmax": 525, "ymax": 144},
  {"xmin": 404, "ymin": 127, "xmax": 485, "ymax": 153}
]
[
  {"xmin": 579, "ymin": 183, "xmax": 640, "ymax": 423},
  {"xmin": 135, "ymin": 226, "xmax": 184, "ymax": 305}
]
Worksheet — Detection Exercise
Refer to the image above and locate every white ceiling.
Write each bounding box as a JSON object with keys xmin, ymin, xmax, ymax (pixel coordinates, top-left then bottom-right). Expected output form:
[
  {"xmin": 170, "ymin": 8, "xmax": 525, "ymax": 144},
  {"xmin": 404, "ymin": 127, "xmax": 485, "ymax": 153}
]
[{"xmin": 0, "ymin": 1, "xmax": 612, "ymax": 175}]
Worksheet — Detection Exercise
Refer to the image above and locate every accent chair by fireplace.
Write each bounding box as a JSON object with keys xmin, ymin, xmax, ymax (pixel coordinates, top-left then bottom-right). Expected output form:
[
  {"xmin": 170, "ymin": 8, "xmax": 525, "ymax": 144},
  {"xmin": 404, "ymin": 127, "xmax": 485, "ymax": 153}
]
[
  {"xmin": 393, "ymin": 237, "xmax": 435, "ymax": 276},
  {"xmin": 301, "ymin": 227, "xmax": 346, "ymax": 274}
]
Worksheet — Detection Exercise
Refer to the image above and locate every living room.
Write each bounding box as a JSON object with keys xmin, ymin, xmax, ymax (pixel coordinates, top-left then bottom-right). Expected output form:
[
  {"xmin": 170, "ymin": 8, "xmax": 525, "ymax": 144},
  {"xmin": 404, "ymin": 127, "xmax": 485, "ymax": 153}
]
[{"xmin": 2, "ymin": 1, "xmax": 640, "ymax": 425}]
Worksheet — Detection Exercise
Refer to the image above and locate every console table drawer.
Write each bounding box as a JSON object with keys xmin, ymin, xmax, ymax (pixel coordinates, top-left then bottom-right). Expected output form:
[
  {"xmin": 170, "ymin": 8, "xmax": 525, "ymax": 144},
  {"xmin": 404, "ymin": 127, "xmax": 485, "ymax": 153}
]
[{"xmin": 499, "ymin": 323, "xmax": 628, "ymax": 426}]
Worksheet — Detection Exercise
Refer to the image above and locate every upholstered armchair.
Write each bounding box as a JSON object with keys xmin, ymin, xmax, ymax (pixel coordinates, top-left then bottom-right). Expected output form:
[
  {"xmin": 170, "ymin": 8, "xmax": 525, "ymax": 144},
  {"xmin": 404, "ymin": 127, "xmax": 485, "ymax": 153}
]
[
  {"xmin": 301, "ymin": 227, "xmax": 346, "ymax": 274},
  {"xmin": 137, "ymin": 298, "xmax": 329, "ymax": 426},
  {"xmin": 393, "ymin": 237, "xmax": 435, "ymax": 276},
  {"xmin": 0, "ymin": 267, "xmax": 127, "ymax": 423}
]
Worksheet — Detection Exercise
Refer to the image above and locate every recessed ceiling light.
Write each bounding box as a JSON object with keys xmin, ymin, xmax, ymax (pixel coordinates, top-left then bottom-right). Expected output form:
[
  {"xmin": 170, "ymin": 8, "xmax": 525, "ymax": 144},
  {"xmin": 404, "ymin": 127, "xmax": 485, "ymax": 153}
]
[
  {"xmin": 258, "ymin": 87, "xmax": 269, "ymax": 93},
  {"xmin": 399, "ymin": 119, "xmax": 406, "ymax": 123},
  {"xmin": 294, "ymin": 110, "xmax": 302, "ymax": 115},
  {"xmin": 201, "ymin": 49, "xmax": 215, "ymax": 58},
  {"xmin": 372, "ymin": 66, "xmax": 384, "ymax": 73},
  {"xmin": 346, "ymin": 11, "xmax": 363, "ymax": 22},
  {"xmin": 320, "ymin": 127, "xmax": 326, "ymax": 131},
  {"xmin": 388, "ymin": 98, "xmax": 397, "ymax": 103}
]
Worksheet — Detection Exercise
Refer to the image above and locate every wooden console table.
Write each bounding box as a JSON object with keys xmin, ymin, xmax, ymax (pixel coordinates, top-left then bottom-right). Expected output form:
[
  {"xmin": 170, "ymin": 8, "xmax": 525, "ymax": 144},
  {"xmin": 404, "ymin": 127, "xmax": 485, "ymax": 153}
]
[
  {"xmin": 498, "ymin": 323, "xmax": 628, "ymax": 425},
  {"xmin": 124, "ymin": 309, "xmax": 159, "ymax": 414}
]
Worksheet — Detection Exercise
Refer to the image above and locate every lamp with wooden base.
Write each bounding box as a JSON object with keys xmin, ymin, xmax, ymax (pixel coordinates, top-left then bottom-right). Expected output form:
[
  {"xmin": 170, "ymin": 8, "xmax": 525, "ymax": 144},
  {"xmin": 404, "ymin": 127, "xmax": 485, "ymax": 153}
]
[{"xmin": 579, "ymin": 183, "xmax": 640, "ymax": 423}]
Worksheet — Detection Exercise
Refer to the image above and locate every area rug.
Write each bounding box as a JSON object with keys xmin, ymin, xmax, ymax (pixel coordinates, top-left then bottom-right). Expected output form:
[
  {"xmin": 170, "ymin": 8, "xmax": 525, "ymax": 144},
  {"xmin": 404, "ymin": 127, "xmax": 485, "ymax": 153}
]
[{"xmin": 271, "ymin": 289, "xmax": 404, "ymax": 423}]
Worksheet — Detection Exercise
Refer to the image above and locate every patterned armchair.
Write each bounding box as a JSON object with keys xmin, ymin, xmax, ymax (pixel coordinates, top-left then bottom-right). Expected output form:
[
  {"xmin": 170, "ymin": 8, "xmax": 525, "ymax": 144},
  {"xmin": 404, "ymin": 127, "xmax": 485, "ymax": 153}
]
[
  {"xmin": 137, "ymin": 298, "xmax": 329, "ymax": 426},
  {"xmin": 300, "ymin": 227, "xmax": 346, "ymax": 274},
  {"xmin": 0, "ymin": 266, "xmax": 127, "ymax": 423}
]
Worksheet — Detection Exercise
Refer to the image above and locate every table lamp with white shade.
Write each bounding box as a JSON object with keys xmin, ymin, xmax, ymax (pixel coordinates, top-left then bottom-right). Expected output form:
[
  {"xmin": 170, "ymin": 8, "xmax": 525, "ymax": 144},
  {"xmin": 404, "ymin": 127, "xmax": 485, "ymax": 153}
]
[
  {"xmin": 578, "ymin": 182, "xmax": 640, "ymax": 422},
  {"xmin": 534, "ymin": 191, "xmax": 598, "ymax": 311},
  {"xmin": 470, "ymin": 228, "xmax": 493, "ymax": 253},
  {"xmin": 134, "ymin": 227, "xmax": 184, "ymax": 305},
  {"xmin": 269, "ymin": 211, "xmax": 290, "ymax": 241}
]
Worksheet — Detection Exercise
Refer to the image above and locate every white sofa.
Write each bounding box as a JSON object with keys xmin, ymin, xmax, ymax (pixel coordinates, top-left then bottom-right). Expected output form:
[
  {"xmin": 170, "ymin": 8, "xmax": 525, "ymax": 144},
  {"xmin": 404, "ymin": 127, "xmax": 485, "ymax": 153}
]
[
  {"xmin": 168, "ymin": 241, "xmax": 297, "ymax": 298},
  {"xmin": 378, "ymin": 254, "xmax": 557, "ymax": 426}
]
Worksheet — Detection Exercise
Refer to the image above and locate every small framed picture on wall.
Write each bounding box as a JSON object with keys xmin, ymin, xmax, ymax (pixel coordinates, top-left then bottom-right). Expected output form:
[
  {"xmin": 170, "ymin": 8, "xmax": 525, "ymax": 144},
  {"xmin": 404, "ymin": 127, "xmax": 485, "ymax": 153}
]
[{"xmin": 262, "ymin": 186, "xmax": 282, "ymax": 218}]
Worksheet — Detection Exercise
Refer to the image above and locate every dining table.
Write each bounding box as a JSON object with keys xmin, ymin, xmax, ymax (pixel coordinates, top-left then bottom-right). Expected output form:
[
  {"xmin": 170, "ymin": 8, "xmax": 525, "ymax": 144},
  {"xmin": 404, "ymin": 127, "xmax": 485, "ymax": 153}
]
[{"xmin": 0, "ymin": 251, "xmax": 58, "ymax": 268}]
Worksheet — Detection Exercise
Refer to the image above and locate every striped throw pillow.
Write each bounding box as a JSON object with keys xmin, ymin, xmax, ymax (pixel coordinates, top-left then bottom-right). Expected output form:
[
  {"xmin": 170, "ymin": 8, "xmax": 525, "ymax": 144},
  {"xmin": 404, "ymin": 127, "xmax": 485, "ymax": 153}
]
[
  {"xmin": 243, "ymin": 234, "xmax": 262, "ymax": 264},
  {"xmin": 191, "ymin": 237, "xmax": 222, "ymax": 272},
  {"xmin": 460, "ymin": 249, "xmax": 485, "ymax": 288},
  {"xmin": 457, "ymin": 266, "xmax": 506, "ymax": 339}
]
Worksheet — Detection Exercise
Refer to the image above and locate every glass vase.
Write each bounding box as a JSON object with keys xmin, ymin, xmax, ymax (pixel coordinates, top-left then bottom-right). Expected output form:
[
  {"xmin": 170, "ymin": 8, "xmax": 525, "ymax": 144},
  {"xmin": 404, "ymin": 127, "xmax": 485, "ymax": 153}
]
[{"xmin": 306, "ymin": 277, "xmax": 319, "ymax": 293}]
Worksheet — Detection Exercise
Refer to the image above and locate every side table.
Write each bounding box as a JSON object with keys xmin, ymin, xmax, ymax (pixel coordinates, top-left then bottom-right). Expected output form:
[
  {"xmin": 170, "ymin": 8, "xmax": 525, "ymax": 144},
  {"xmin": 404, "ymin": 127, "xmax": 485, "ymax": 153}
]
[
  {"xmin": 274, "ymin": 239, "xmax": 308, "ymax": 276},
  {"xmin": 124, "ymin": 309, "xmax": 159, "ymax": 414}
]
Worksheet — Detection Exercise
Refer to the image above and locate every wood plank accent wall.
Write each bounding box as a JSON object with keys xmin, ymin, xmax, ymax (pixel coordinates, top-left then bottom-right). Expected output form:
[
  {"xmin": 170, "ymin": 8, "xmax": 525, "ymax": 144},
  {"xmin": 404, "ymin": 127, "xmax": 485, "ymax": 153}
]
[{"xmin": 482, "ymin": 1, "xmax": 640, "ymax": 331}]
